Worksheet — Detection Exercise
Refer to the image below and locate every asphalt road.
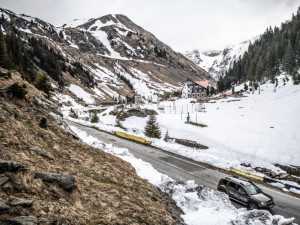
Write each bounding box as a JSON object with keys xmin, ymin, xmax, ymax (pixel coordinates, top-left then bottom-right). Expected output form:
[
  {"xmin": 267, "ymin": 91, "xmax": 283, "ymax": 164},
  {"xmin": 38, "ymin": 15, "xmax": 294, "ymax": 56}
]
[{"xmin": 66, "ymin": 120, "xmax": 300, "ymax": 224}]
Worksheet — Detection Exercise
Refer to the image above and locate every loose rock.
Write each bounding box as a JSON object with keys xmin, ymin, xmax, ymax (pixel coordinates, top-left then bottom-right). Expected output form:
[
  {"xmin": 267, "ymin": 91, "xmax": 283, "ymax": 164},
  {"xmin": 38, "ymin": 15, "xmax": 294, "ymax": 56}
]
[
  {"xmin": 279, "ymin": 173, "xmax": 289, "ymax": 180},
  {"xmin": 0, "ymin": 174, "xmax": 9, "ymax": 186},
  {"xmin": 2, "ymin": 106, "xmax": 13, "ymax": 116},
  {"xmin": 0, "ymin": 201, "xmax": 10, "ymax": 214},
  {"xmin": 270, "ymin": 171, "xmax": 277, "ymax": 178},
  {"xmin": 0, "ymin": 160, "xmax": 23, "ymax": 173},
  {"xmin": 32, "ymin": 149, "xmax": 54, "ymax": 160},
  {"xmin": 38, "ymin": 218, "xmax": 50, "ymax": 224},
  {"xmin": 8, "ymin": 197, "xmax": 33, "ymax": 208},
  {"xmin": 34, "ymin": 172, "xmax": 74, "ymax": 191},
  {"xmin": 0, "ymin": 216, "xmax": 38, "ymax": 225}
]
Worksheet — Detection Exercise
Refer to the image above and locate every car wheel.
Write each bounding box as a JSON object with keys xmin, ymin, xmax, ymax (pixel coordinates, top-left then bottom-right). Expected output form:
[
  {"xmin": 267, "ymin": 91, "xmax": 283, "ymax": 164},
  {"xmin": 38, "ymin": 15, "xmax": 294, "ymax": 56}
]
[
  {"xmin": 219, "ymin": 189, "xmax": 226, "ymax": 194},
  {"xmin": 248, "ymin": 202, "xmax": 258, "ymax": 210}
]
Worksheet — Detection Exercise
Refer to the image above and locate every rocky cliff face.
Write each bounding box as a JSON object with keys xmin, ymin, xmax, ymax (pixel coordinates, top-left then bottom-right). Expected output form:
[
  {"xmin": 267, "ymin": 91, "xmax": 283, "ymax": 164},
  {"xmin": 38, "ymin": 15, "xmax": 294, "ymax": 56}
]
[
  {"xmin": 185, "ymin": 40, "xmax": 254, "ymax": 79},
  {"xmin": 0, "ymin": 68, "xmax": 183, "ymax": 224},
  {"xmin": 0, "ymin": 8, "xmax": 213, "ymax": 104}
]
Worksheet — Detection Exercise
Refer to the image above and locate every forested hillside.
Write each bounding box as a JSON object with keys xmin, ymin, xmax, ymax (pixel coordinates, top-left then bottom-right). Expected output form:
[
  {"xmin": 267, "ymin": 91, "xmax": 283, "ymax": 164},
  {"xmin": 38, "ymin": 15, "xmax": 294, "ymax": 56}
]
[
  {"xmin": 0, "ymin": 30, "xmax": 94, "ymax": 93},
  {"xmin": 218, "ymin": 7, "xmax": 300, "ymax": 92}
]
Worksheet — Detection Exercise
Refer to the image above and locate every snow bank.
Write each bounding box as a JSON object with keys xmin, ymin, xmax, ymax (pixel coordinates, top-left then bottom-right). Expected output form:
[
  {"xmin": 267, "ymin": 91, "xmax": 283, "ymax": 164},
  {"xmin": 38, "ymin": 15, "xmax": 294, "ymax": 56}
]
[
  {"xmin": 161, "ymin": 180, "xmax": 294, "ymax": 225},
  {"xmin": 69, "ymin": 126, "xmax": 295, "ymax": 225}
]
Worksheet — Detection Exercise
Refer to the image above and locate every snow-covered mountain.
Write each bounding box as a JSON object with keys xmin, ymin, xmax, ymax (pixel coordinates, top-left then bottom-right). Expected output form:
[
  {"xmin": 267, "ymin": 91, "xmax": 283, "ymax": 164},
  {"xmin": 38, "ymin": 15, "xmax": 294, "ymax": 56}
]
[
  {"xmin": 185, "ymin": 39, "xmax": 256, "ymax": 79},
  {"xmin": 0, "ymin": 8, "xmax": 213, "ymax": 104}
]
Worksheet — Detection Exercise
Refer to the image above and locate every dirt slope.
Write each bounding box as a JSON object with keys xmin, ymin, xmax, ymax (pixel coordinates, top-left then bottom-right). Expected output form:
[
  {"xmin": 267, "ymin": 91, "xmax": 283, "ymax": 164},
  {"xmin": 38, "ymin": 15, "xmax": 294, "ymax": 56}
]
[{"xmin": 0, "ymin": 68, "xmax": 183, "ymax": 224}]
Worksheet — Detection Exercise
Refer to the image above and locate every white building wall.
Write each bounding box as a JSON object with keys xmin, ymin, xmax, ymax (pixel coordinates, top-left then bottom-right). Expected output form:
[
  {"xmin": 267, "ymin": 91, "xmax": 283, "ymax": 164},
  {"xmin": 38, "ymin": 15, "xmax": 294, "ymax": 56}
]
[
  {"xmin": 181, "ymin": 83, "xmax": 189, "ymax": 98},
  {"xmin": 181, "ymin": 81, "xmax": 208, "ymax": 99}
]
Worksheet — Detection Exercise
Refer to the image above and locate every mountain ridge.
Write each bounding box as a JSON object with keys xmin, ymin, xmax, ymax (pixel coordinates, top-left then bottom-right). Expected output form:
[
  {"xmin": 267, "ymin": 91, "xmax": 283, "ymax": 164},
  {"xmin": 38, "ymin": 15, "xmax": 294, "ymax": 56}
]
[
  {"xmin": 185, "ymin": 38, "xmax": 258, "ymax": 79},
  {"xmin": 0, "ymin": 7, "xmax": 214, "ymax": 104}
]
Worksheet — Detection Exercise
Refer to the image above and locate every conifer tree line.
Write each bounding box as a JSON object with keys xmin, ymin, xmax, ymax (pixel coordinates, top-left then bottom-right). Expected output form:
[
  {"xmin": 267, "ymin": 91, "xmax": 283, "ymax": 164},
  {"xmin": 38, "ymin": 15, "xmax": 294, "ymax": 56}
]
[
  {"xmin": 218, "ymin": 7, "xmax": 300, "ymax": 92},
  {"xmin": 0, "ymin": 30, "xmax": 65, "ymax": 86},
  {"xmin": 0, "ymin": 30, "xmax": 34, "ymax": 80},
  {"xmin": 117, "ymin": 72, "xmax": 134, "ymax": 90},
  {"xmin": 0, "ymin": 29, "xmax": 95, "ymax": 91},
  {"xmin": 68, "ymin": 62, "xmax": 95, "ymax": 88}
]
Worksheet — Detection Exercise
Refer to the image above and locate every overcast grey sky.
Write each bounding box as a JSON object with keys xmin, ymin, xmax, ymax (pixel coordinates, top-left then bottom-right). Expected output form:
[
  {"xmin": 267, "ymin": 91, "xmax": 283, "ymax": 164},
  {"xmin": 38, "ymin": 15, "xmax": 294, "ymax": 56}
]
[{"xmin": 0, "ymin": 0, "xmax": 299, "ymax": 52}]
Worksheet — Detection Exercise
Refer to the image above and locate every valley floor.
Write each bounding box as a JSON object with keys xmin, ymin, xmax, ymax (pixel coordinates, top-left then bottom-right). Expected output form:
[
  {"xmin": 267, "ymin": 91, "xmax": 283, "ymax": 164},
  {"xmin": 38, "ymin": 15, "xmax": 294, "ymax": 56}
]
[
  {"xmin": 55, "ymin": 75, "xmax": 300, "ymax": 224},
  {"xmin": 59, "ymin": 75, "xmax": 300, "ymax": 194}
]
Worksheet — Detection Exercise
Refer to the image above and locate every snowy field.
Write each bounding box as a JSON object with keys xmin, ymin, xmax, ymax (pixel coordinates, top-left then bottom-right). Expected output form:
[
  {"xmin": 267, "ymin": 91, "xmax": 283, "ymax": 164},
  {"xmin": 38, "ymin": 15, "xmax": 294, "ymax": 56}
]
[
  {"xmin": 141, "ymin": 76, "xmax": 300, "ymax": 169},
  {"xmin": 58, "ymin": 75, "xmax": 300, "ymax": 176}
]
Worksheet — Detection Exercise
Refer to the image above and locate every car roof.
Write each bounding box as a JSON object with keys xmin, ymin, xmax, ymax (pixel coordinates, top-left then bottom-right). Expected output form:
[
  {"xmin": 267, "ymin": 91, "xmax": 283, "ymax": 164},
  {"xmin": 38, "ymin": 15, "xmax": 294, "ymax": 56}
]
[{"xmin": 223, "ymin": 176, "xmax": 252, "ymax": 186}]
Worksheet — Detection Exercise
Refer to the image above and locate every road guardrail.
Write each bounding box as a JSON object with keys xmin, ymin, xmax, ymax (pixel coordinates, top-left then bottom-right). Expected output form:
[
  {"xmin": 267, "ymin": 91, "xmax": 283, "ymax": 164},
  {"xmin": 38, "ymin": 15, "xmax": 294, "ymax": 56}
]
[
  {"xmin": 112, "ymin": 131, "xmax": 152, "ymax": 145},
  {"xmin": 230, "ymin": 167, "xmax": 300, "ymax": 191},
  {"xmin": 230, "ymin": 167, "xmax": 264, "ymax": 181}
]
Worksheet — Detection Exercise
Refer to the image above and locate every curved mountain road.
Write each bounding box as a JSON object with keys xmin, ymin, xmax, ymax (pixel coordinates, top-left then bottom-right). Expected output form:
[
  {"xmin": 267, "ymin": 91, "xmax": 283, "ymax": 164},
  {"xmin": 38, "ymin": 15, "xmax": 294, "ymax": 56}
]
[{"xmin": 66, "ymin": 120, "xmax": 300, "ymax": 224}]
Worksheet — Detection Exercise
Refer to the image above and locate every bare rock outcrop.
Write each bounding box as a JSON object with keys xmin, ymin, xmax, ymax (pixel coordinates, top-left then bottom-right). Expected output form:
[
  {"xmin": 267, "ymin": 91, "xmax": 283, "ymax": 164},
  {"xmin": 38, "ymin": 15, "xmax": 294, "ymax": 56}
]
[
  {"xmin": 0, "ymin": 160, "xmax": 23, "ymax": 174},
  {"xmin": 34, "ymin": 172, "xmax": 74, "ymax": 191}
]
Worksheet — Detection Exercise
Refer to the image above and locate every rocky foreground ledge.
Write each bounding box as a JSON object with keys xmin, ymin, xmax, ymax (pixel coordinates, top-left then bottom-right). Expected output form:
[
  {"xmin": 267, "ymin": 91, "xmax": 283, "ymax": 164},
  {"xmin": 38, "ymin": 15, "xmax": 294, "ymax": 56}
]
[{"xmin": 0, "ymin": 68, "xmax": 184, "ymax": 224}]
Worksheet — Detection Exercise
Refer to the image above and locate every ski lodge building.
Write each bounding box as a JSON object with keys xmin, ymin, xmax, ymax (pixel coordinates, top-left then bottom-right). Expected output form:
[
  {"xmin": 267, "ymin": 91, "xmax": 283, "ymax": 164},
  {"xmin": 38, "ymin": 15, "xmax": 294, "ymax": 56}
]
[{"xmin": 181, "ymin": 79, "xmax": 210, "ymax": 99}]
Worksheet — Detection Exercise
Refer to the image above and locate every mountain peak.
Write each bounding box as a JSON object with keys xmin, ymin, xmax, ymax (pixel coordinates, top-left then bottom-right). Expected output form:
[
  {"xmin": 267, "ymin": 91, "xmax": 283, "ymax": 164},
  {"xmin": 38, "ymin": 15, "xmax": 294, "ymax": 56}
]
[
  {"xmin": 60, "ymin": 14, "xmax": 132, "ymax": 29},
  {"xmin": 185, "ymin": 40, "xmax": 253, "ymax": 79}
]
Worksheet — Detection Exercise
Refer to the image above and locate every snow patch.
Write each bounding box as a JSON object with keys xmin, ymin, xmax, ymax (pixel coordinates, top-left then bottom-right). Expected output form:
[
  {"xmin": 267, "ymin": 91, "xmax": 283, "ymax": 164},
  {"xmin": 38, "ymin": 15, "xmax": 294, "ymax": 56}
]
[
  {"xmin": 91, "ymin": 29, "xmax": 128, "ymax": 60},
  {"xmin": 18, "ymin": 27, "xmax": 33, "ymax": 34},
  {"xmin": 0, "ymin": 10, "xmax": 11, "ymax": 23},
  {"xmin": 69, "ymin": 84, "xmax": 94, "ymax": 104},
  {"xmin": 59, "ymin": 18, "xmax": 92, "ymax": 28}
]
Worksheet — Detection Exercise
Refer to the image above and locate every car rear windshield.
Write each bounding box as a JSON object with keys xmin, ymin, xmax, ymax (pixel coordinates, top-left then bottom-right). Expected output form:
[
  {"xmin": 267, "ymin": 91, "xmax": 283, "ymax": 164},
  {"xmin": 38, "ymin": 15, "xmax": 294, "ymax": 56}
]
[{"xmin": 244, "ymin": 184, "xmax": 262, "ymax": 195}]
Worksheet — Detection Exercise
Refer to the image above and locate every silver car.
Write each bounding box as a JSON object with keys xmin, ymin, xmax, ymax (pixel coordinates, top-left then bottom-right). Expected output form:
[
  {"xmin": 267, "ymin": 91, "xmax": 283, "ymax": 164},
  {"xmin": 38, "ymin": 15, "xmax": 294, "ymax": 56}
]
[{"xmin": 217, "ymin": 176, "xmax": 275, "ymax": 209}]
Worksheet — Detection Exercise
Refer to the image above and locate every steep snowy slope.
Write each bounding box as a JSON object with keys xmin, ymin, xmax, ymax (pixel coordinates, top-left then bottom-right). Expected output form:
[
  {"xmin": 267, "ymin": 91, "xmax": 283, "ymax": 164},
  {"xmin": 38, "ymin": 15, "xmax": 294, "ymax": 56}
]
[{"xmin": 185, "ymin": 39, "xmax": 256, "ymax": 79}]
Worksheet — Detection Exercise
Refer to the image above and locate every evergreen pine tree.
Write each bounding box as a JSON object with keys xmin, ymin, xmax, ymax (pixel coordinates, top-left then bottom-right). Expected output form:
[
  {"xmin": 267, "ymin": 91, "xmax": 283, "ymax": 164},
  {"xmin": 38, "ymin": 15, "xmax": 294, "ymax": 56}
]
[
  {"xmin": 0, "ymin": 30, "xmax": 12, "ymax": 69},
  {"xmin": 283, "ymin": 40, "xmax": 295, "ymax": 74},
  {"xmin": 217, "ymin": 76, "xmax": 225, "ymax": 93},
  {"xmin": 248, "ymin": 60, "xmax": 256, "ymax": 81},
  {"xmin": 144, "ymin": 114, "xmax": 161, "ymax": 139},
  {"xmin": 91, "ymin": 112, "xmax": 99, "ymax": 123},
  {"xmin": 39, "ymin": 117, "xmax": 47, "ymax": 129},
  {"xmin": 255, "ymin": 59, "xmax": 264, "ymax": 82},
  {"xmin": 292, "ymin": 72, "xmax": 300, "ymax": 84},
  {"xmin": 164, "ymin": 130, "xmax": 169, "ymax": 142},
  {"xmin": 6, "ymin": 83, "xmax": 27, "ymax": 99},
  {"xmin": 265, "ymin": 47, "xmax": 275, "ymax": 79},
  {"xmin": 34, "ymin": 73, "xmax": 54, "ymax": 97},
  {"xmin": 210, "ymin": 87, "xmax": 215, "ymax": 95}
]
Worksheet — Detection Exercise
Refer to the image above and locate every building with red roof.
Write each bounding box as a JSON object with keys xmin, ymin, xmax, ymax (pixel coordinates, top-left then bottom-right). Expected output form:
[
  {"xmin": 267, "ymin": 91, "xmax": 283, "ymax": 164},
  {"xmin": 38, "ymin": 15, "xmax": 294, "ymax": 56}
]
[{"xmin": 181, "ymin": 79, "xmax": 210, "ymax": 99}]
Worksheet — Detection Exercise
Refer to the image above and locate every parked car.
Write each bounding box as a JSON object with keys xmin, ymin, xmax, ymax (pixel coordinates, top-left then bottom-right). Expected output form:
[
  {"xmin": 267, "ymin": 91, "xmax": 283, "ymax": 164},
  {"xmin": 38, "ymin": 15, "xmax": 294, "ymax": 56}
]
[{"xmin": 217, "ymin": 176, "xmax": 275, "ymax": 209}]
